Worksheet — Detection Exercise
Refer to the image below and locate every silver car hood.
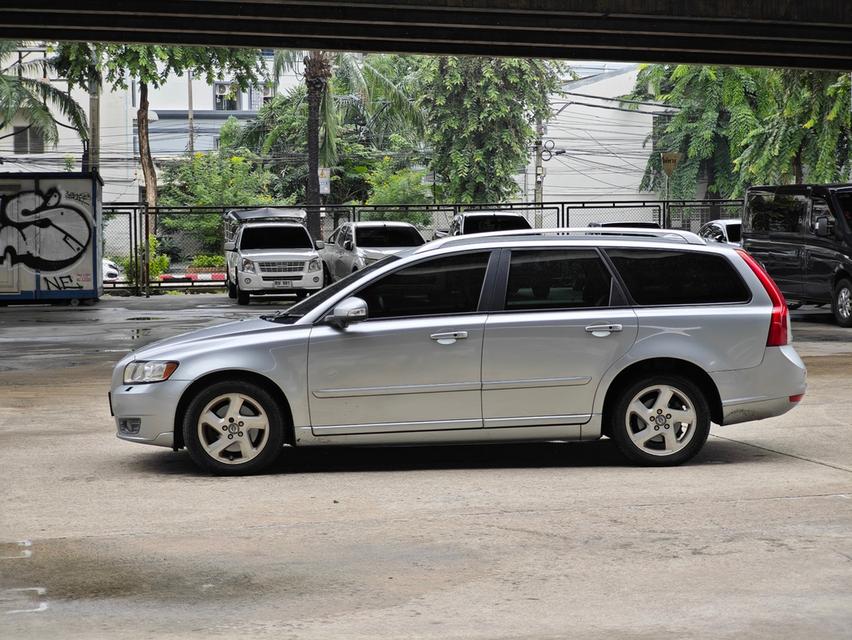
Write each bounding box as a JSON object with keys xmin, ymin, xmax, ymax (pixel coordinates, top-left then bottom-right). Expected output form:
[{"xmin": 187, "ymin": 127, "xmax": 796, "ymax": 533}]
[
  {"xmin": 240, "ymin": 249, "xmax": 317, "ymax": 261},
  {"xmin": 130, "ymin": 318, "xmax": 296, "ymax": 361},
  {"xmin": 359, "ymin": 247, "xmax": 411, "ymax": 259}
]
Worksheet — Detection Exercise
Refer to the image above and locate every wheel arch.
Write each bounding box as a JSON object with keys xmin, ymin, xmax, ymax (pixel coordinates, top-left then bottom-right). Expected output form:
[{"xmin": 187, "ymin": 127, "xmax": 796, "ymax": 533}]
[
  {"xmin": 600, "ymin": 357, "xmax": 723, "ymax": 436},
  {"xmin": 172, "ymin": 369, "xmax": 295, "ymax": 450},
  {"xmin": 832, "ymin": 268, "xmax": 851, "ymax": 289}
]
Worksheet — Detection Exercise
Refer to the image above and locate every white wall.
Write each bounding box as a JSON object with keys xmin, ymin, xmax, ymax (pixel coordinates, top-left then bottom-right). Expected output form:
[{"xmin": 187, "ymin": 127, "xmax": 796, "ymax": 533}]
[{"xmin": 518, "ymin": 62, "xmax": 656, "ymax": 215}]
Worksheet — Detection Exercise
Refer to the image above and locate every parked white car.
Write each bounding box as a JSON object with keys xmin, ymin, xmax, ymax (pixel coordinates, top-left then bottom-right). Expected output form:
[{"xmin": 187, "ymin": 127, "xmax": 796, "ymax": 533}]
[
  {"xmin": 698, "ymin": 219, "xmax": 742, "ymax": 246},
  {"xmin": 225, "ymin": 222, "xmax": 324, "ymax": 305},
  {"xmin": 321, "ymin": 221, "xmax": 424, "ymax": 281}
]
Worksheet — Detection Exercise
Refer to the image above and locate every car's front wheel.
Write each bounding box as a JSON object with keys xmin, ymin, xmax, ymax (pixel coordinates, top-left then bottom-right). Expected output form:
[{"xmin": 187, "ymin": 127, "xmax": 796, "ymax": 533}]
[
  {"xmin": 226, "ymin": 271, "xmax": 237, "ymax": 299},
  {"xmin": 236, "ymin": 282, "xmax": 250, "ymax": 305},
  {"xmin": 832, "ymin": 278, "xmax": 852, "ymax": 328},
  {"xmin": 182, "ymin": 380, "xmax": 286, "ymax": 475},
  {"xmin": 608, "ymin": 374, "xmax": 710, "ymax": 466}
]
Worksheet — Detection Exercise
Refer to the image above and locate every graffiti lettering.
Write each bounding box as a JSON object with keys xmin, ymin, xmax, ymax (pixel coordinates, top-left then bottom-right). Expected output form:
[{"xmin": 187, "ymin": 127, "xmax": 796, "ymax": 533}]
[
  {"xmin": 0, "ymin": 188, "xmax": 92, "ymax": 273},
  {"xmin": 65, "ymin": 191, "xmax": 91, "ymax": 205},
  {"xmin": 43, "ymin": 275, "xmax": 83, "ymax": 291}
]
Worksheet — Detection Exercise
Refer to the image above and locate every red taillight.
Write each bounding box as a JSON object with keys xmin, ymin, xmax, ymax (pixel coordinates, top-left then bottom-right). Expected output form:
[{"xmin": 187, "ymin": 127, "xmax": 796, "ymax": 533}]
[
  {"xmin": 789, "ymin": 393, "xmax": 805, "ymax": 403},
  {"xmin": 736, "ymin": 249, "xmax": 789, "ymax": 346}
]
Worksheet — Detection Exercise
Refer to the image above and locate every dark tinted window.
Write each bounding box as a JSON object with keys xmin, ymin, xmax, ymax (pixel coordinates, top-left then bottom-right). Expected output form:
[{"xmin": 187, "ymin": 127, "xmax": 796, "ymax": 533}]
[
  {"xmin": 463, "ymin": 215, "xmax": 531, "ymax": 234},
  {"xmin": 240, "ymin": 226, "xmax": 313, "ymax": 250},
  {"xmin": 809, "ymin": 198, "xmax": 836, "ymax": 236},
  {"xmin": 699, "ymin": 224, "xmax": 725, "ymax": 243},
  {"xmin": 356, "ymin": 226, "xmax": 424, "ymax": 247},
  {"xmin": 359, "ymin": 252, "xmax": 490, "ymax": 319},
  {"xmin": 837, "ymin": 193, "xmax": 852, "ymax": 227},
  {"xmin": 606, "ymin": 249, "xmax": 750, "ymax": 305},
  {"xmin": 745, "ymin": 190, "xmax": 806, "ymax": 233},
  {"xmin": 505, "ymin": 249, "xmax": 611, "ymax": 310},
  {"xmin": 726, "ymin": 223, "xmax": 742, "ymax": 243}
]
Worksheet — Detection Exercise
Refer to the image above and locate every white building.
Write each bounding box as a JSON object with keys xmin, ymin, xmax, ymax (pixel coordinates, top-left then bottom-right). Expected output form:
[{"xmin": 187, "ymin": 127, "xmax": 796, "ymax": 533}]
[{"xmin": 519, "ymin": 61, "xmax": 657, "ymax": 214}]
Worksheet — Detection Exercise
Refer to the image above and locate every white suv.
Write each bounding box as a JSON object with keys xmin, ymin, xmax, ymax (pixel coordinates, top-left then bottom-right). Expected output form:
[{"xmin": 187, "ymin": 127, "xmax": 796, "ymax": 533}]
[{"xmin": 226, "ymin": 222, "xmax": 324, "ymax": 305}]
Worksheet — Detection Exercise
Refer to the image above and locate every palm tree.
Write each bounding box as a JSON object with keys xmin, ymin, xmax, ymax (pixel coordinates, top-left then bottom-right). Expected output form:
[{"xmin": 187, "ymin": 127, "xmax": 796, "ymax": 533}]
[
  {"xmin": 0, "ymin": 41, "xmax": 88, "ymax": 149},
  {"xmin": 272, "ymin": 50, "xmax": 423, "ymax": 237}
]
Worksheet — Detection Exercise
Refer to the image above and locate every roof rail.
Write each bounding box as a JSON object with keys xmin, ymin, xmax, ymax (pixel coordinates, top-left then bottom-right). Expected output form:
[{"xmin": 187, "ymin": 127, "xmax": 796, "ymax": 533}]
[{"xmin": 420, "ymin": 227, "xmax": 706, "ymax": 251}]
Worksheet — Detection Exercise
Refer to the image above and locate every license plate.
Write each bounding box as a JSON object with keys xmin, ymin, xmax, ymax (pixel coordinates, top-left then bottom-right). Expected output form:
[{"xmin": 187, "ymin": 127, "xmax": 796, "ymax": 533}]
[{"xmin": 273, "ymin": 280, "xmax": 293, "ymax": 287}]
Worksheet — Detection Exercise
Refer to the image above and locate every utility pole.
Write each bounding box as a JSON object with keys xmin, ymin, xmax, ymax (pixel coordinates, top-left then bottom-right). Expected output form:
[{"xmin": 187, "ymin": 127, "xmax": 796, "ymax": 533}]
[
  {"xmin": 187, "ymin": 69, "xmax": 195, "ymax": 154},
  {"xmin": 89, "ymin": 83, "xmax": 100, "ymax": 173},
  {"xmin": 534, "ymin": 117, "xmax": 544, "ymax": 205}
]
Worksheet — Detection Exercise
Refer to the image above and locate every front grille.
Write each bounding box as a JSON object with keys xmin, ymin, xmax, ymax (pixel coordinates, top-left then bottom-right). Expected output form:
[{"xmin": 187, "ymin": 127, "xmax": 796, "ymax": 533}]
[
  {"xmin": 261, "ymin": 275, "xmax": 300, "ymax": 281},
  {"xmin": 258, "ymin": 261, "xmax": 304, "ymax": 273}
]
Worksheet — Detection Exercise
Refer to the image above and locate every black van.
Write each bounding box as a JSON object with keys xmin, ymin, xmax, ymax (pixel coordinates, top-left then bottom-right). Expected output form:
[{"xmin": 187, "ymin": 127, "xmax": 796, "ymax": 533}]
[{"xmin": 742, "ymin": 184, "xmax": 852, "ymax": 327}]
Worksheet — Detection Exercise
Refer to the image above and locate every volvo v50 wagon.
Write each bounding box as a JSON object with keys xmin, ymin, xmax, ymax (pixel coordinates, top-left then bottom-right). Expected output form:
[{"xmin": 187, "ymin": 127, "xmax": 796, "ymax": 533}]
[{"xmin": 110, "ymin": 228, "xmax": 806, "ymax": 475}]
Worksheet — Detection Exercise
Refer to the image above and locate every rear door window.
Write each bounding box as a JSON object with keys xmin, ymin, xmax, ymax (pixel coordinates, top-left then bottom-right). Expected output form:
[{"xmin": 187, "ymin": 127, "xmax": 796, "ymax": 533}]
[
  {"xmin": 745, "ymin": 190, "xmax": 807, "ymax": 234},
  {"xmin": 504, "ymin": 249, "xmax": 612, "ymax": 310},
  {"xmin": 606, "ymin": 249, "xmax": 750, "ymax": 305},
  {"xmin": 463, "ymin": 215, "xmax": 531, "ymax": 234}
]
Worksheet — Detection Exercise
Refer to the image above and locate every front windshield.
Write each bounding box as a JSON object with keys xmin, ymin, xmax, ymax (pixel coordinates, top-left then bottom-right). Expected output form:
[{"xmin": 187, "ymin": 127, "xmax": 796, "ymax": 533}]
[
  {"xmin": 356, "ymin": 226, "xmax": 424, "ymax": 247},
  {"xmin": 268, "ymin": 255, "xmax": 400, "ymax": 320},
  {"xmin": 240, "ymin": 226, "xmax": 313, "ymax": 250},
  {"xmin": 464, "ymin": 215, "xmax": 531, "ymax": 234}
]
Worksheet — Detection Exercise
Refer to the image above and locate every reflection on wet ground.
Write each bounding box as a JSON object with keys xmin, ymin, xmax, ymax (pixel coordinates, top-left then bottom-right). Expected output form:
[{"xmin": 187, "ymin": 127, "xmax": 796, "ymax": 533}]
[{"xmin": 0, "ymin": 294, "xmax": 294, "ymax": 372}]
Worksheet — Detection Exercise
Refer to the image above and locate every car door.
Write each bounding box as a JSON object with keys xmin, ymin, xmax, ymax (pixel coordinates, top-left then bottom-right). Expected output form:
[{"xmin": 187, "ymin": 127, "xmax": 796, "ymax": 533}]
[
  {"xmin": 332, "ymin": 225, "xmax": 351, "ymax": 279},
  {"xmin": 481, "ymin": 248, "xmax": 638, "ymax": 428},
  {"xmin": 307, "ymin": 250, "xmax": 495, "ymax": 435},
  {"xmin": 804, "ymin": 196, "xmax": 839, "ymax": 303}
]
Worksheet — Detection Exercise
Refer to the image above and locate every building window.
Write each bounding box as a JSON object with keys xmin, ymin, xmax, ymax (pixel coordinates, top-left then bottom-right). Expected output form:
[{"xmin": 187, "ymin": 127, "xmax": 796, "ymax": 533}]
[
  {"xmin": 12, "ymin": 126, "xmax": 45, "ymax": 154},
  {"xmin": 214, "ymin": 82, "xmax": 240, "ymax": 111}
]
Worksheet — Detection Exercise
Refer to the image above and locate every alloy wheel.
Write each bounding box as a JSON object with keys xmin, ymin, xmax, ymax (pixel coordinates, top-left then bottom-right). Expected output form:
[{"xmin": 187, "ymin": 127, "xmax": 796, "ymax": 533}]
[
  {"xmin": 625, "ymin": 384, "xmax": 697, "ymax": 457},
  {"xmin": 838, "ymin": 286, "xmax": 852, "ymax": 320},
  {"xmin": 197, "ymin": 393, "xmax": 270, "ymax": 465}
]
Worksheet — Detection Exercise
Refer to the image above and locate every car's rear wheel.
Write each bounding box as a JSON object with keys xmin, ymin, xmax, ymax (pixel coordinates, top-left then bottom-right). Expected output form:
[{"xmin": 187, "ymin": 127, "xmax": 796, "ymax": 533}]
[
  {"xmin": 608, "ymin": 374, "xmax": 710, "ymax": 466},
  {"xmin": 183, "ymin": 380, "xmax": 285, "ymax": 475},
  {"xmin": 832, "ymin": 278, "xmax": 852, "ymax": 327}
]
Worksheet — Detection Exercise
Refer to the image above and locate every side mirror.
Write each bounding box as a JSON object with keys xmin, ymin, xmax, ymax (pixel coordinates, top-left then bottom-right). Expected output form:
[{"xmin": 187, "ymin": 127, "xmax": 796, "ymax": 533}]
[
  {"xmin": 224, "ymin": 241, "xmax": 235, "ymax": 251},
  {"xmin": 343, "ymin": 239, "xmax": 353, "ymax": 251},
  {"xmin": 325, "ymin": 296, "xmax": 368, "ymax": 328},
  {"xmin": 315, "ymin": 240, "xmax": 325, "ymax": 250},
  {"xmin": 815, "ymin": 216, "xmax": 830, "ymax": 237}
]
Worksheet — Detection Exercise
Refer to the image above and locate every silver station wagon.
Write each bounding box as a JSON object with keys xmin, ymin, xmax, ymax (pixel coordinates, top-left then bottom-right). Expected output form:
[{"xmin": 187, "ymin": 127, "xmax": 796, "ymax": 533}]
[{"xmin": 110, "ymin": 228, "xmax": 806, "ymax": 475}]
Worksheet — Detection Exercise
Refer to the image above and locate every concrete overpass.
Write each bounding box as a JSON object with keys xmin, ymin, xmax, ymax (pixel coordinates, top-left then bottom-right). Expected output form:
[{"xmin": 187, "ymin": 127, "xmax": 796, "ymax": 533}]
[{"xmin": 2, "ymin": 1, "xmax": 851, "ymax": 70}]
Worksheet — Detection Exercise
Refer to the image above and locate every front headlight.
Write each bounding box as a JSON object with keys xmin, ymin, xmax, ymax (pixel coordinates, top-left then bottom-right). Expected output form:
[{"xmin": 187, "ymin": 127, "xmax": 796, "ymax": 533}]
[
  {"xmin": 240, "ymin": 258, "xmax": 256, "ymax": 273},
  {"xmin": 307, "ymin": 258, "xmax": 321, "ymax": 272},
  {"xmin": 123, "ymin": 361, "xmax": 179, "ymax": 384}
]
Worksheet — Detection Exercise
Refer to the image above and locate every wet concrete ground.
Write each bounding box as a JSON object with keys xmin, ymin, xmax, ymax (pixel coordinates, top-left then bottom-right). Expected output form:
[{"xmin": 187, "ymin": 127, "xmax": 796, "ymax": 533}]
[{"xmin": 1, "ymin": 294, "xmax": 851, "ymax": 639}]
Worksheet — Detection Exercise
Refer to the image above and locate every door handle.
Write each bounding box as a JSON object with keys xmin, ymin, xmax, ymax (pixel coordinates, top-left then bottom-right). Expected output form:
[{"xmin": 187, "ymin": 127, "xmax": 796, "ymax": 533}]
[
  {"xmin": 430, "ymin": 331, "xmax": 468, "ymax": 343},
  {"xmin": 585, "ymin": 324, "xmax": 623, "ymax": 336}
]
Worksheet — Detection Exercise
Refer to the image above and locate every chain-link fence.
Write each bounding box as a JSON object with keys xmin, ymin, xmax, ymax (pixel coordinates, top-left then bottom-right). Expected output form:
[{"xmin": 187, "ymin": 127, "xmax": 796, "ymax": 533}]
[{"xmin": 101, "ymin": 199, "xmax": 744, "ymax": 292}]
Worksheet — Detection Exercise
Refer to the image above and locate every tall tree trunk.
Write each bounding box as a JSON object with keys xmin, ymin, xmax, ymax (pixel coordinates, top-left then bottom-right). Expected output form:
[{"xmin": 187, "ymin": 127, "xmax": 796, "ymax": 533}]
[
  {"xmin": 137, "ymin": 82, "xmax": 157, "ymax": 292},
  {"xmin": 137, "ymin": 82, "xmax": 157, "ymax": 209},
  {"xmin": 303, "ymin": 51, "xmax": 330, "ymax": 240},
  {"xmin": 793, "ymin": 149, "xmax": 803, "ymax": 183}
]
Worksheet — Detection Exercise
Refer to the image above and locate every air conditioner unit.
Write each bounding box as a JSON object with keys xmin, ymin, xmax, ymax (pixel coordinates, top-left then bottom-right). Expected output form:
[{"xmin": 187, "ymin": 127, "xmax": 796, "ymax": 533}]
[
  {"xmin": 216, "ymin": 83, "xmax": 231, "ymax": 96},
  {"xmin": 262, "ymin": 85, "xmax": 275, "ymax": 98}
]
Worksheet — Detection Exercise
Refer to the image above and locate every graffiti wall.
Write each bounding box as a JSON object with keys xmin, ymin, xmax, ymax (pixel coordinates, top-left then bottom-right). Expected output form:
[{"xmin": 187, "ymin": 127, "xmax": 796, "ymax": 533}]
[{"xmin": 0, "ymin": 173, "xmax": 102, "ymax": 301}]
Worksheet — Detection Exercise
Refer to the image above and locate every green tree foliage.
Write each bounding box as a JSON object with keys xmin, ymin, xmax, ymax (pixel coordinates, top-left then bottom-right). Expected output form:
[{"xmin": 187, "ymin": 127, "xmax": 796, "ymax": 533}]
[
  {"xmin": 0, "ymin": 41, "xmax": 88, "ymax": 145},
  {"xmin": 419, "ymin": 56, "xmax": 562, "ymax": 203},
  {"xmin": 736, "ymin": 70, "xmax": 851, "ymax": 185},
  {"xmin": 361, "ymin": 156, "xmax": 432, "ymax": 225},
  {"xmin": 158, "ymin": 149, "xmax": 285, "ymax": 253},
  {"xmin": 54, "ymin": 44, "xmax": 265, "ymax": 207},
  {"xmin": 632, "ymin": 64, "xmax": 851, "ymax": 198}
]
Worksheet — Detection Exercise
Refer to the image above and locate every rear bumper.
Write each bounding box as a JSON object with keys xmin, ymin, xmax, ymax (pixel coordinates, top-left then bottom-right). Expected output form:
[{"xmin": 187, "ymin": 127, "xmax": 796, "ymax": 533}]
[{"xmin": 712, "ymin": 345, "xmax": 807, "ymax": 426}]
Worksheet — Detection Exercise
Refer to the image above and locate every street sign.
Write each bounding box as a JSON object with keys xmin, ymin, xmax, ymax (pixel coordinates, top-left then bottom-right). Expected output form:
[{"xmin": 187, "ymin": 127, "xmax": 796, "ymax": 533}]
[
  {"xmin": 661, "ymin": 152, "xmax": 682, "ymax": 177},
  {"xmin": 318, "ymin": 167, "xmax": 331, "ymax": 195}
]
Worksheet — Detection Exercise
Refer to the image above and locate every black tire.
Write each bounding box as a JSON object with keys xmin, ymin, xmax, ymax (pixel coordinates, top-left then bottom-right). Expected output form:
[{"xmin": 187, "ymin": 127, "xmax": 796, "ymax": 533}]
[
  {"xmin": 182, "ymin": 380, "xmax": 286, "ymax": 475},
  {"xmin": 236, "ymin": 283, "xmax": 250, "ymax": 305},
  {"xmin": 226, "ymin": 272, "xmax": 237, "ymax": 299},
  {"xmin": 832, "ymin": 278, "xmax": 852, "ymax": 328},
  {"xmin": 786, "ymin": 302, "xmax": 802, "ymax": 310},
  {"xmin": 607, "ymin": 374, "xmax": 711, "ymax": 466},
  {"xmin": 322, "ymin": 262, "xmax": 333, "ymax": 287}
]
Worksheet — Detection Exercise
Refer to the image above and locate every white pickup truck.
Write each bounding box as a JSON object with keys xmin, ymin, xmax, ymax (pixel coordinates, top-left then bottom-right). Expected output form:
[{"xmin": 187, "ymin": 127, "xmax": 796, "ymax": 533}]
[{"xmin": 223, "ymin": 208, "xmax": 325, "ymax": 305}]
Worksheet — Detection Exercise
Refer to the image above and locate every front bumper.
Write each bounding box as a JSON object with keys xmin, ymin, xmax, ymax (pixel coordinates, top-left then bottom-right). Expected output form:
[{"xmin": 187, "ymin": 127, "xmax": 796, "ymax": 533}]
[
  {"xmin": 712, "ymin": 345, "xmax": 807, "ymax": 426},
  {"xmin": 111, "ymin": 378, "xmax": 193, "ymax": 448},
  {"xmin": 237, "ymin": 269, "xmax": 323, "ymax": 292}
]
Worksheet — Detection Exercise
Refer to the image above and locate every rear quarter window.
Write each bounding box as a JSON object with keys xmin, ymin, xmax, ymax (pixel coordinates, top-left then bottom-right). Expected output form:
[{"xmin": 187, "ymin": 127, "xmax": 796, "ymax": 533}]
[{"xmin": 606, "ymin": 249, "xmax": 750, "ymax": 305}]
